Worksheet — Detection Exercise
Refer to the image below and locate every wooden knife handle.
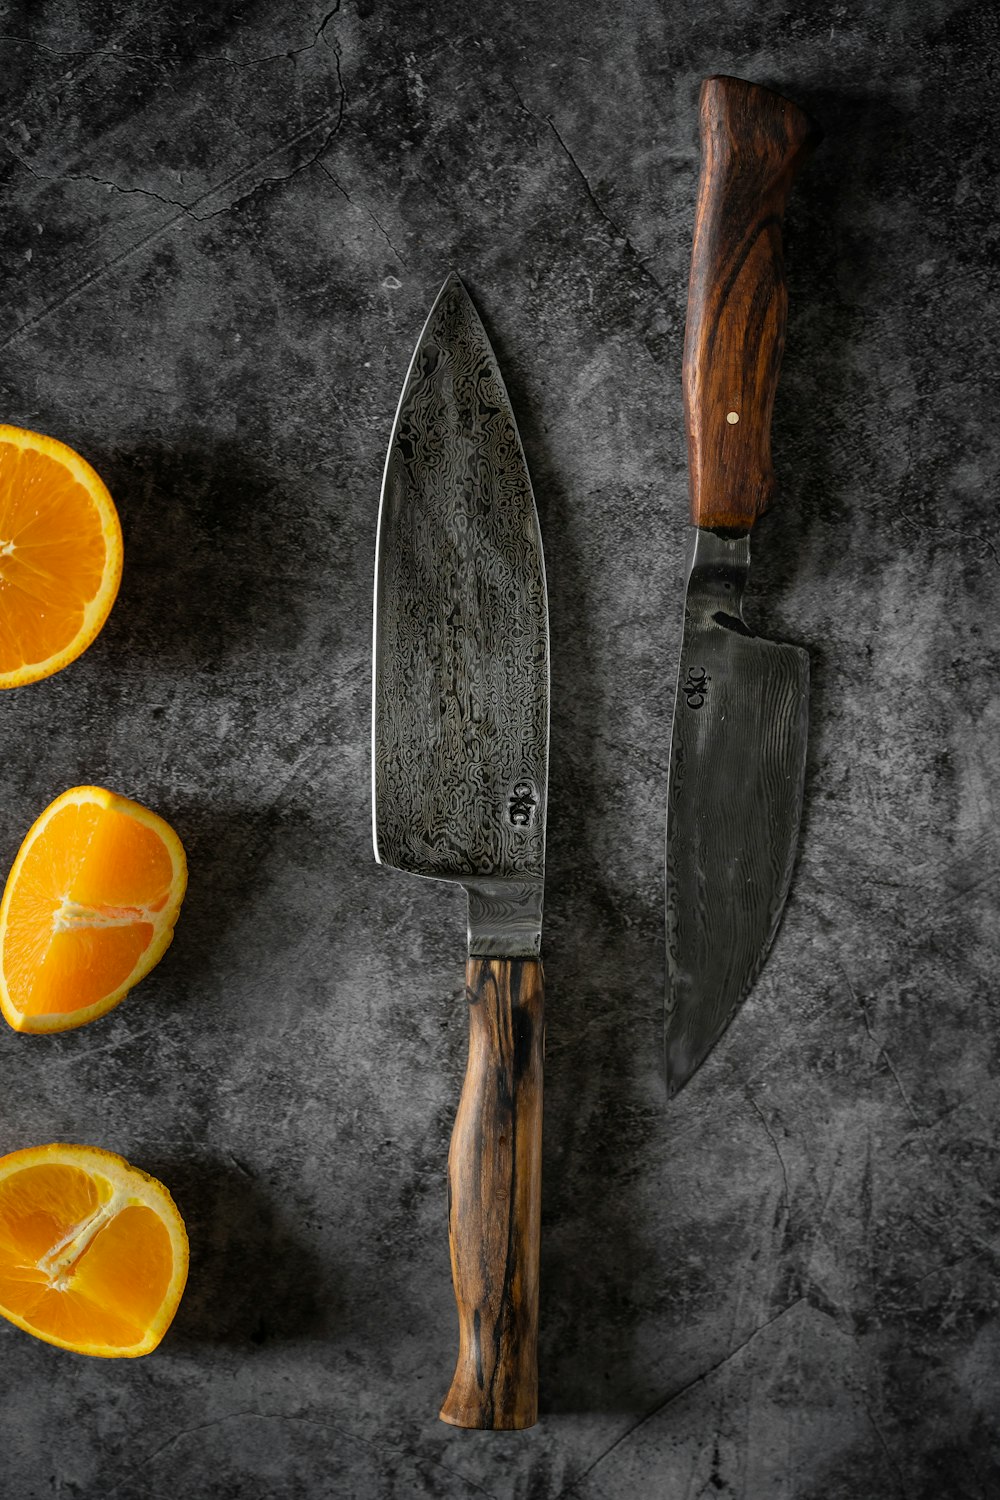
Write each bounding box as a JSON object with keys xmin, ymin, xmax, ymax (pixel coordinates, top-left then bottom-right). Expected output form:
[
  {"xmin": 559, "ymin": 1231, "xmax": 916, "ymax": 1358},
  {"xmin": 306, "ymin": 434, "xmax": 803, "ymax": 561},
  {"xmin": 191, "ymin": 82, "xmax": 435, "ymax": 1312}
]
[
  {"xmin": 684, "ymin": 75, "xmax": 820, "ymax": 532},
  {"xmin": 439, "ymin": 957, "xmax": 544, "ymax": 1430}
]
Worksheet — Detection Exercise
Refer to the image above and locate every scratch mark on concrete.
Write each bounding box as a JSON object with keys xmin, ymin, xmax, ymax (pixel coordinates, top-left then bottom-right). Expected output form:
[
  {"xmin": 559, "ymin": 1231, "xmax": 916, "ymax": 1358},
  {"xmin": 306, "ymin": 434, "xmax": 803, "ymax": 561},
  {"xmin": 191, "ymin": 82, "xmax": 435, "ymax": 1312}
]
[
  {"xmin": 0, "ymin": 102, "xmax": 347, "ymax": 353},
  {"xmin": 841, "ymin": 964, "xmax": 924, "ymax": 1128},
  {"xmin": 862, "ymin": 1398, "xmax": 907, "ymax": 1497},
  {"xmin": 109, "ymin": 1410, "xmax": 500, "ymax": 1500}
]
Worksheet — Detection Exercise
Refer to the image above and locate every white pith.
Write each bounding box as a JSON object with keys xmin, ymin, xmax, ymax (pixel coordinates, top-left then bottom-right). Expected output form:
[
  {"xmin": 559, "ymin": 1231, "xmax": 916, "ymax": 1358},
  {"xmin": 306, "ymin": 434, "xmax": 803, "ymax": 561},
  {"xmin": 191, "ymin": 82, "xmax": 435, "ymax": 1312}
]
[
  {"xmin": 52, "ymin": 896, "xmax": 156, "ymax": 933},
  {"xmin": 36, "ymin": 1191, "xmax": 126, "ymax": 1290}
]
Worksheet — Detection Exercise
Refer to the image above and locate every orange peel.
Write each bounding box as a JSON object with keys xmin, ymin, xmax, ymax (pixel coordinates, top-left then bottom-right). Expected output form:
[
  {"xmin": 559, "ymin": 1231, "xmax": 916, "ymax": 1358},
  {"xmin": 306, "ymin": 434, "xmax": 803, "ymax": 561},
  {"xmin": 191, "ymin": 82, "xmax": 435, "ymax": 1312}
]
[
  {"xmin": 0, "ymin": 424, "xmax": 122, "ymax": 689},
  {"xmin": 0, "ymin": 1143, "xmax": 188, "ymax": 1357},
  {"xmin": 0, "ymin": 786, "xmax": 187, "ymax": 1033}
]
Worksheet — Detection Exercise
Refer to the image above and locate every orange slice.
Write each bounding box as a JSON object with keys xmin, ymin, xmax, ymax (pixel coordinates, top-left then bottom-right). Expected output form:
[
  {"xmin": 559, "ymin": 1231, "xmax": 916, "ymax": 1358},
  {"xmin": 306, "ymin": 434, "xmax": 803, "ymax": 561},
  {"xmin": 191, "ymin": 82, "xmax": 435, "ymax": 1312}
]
[
  {"xmin": 0, "ymin": 425, "xmax": 122, "ymax": 689},
  {"xmin": 0, "ymin": 1143, "xmax": 188, "ymax": 1356},
  {"xmin": 0, "ymin": 786, "xmax": 187, "ymax": 1034}
]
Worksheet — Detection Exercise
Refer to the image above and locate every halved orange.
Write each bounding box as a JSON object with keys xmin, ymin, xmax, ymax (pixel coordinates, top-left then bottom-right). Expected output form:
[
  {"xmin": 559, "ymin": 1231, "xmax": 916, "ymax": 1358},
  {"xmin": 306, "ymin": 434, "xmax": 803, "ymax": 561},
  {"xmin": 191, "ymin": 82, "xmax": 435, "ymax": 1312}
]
[
  {"xmin": 0, "ymin": 786, "xmax": 187, "ymax": 1033},
  {"xmin": 0, "ymin": 425, "xmax": 122, "ymax": 689},
  {"xmin": 0, "ymin": 1143, "xmax": 188, "ymax": 1356}
]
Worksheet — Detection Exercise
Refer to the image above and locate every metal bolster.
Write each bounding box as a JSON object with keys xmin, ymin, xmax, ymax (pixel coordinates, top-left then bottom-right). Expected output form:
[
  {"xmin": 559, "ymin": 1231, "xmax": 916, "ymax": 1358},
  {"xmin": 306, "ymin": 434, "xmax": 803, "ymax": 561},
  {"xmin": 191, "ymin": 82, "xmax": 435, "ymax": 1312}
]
[
  {"xmin": 685, "ymin": 527, "xmax": 752, "ymax": 623},
  {"xmin": 464, "ymin": 878, "xmax": 544, "ymax": 958}
]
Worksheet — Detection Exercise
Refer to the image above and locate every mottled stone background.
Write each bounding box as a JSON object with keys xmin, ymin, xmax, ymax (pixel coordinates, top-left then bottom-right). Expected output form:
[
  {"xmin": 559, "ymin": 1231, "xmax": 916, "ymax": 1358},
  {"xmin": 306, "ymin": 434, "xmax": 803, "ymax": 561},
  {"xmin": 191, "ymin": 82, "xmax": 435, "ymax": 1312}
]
[{"xmin": 0, "ymin": 1, "xmax": 997, "ymax": 1496}]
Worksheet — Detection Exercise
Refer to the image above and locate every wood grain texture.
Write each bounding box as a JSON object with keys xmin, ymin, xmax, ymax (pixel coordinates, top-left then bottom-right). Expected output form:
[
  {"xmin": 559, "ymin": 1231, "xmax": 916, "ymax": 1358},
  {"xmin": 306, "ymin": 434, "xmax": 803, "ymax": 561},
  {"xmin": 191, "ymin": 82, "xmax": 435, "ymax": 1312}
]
[
  {"xmin": 684, "ymin": 75, "xmax": 821, "ymax": 532},
  {"xmin": 439, "ymin": 957, "xmax": 544, "ymax": 1430}
]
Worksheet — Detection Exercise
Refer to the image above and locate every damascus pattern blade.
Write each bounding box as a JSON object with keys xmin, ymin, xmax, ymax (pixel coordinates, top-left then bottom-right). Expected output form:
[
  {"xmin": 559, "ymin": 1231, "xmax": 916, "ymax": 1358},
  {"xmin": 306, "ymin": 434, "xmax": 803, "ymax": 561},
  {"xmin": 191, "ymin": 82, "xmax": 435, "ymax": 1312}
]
[
  {"xmin": 372, "ymin": 275, "xmax": 548, "ymax": 896},
  {"xmin": 665, "ymin": 529, "xmax": 808, "ymax": 1095}
]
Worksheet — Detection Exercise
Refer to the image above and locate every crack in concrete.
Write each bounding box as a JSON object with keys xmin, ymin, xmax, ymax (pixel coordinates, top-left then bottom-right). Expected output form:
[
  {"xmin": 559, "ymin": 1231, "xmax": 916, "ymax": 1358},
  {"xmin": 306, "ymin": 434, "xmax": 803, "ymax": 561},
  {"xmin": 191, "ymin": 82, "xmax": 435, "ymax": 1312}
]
[
  {"xmin": 224, "ymin": 1, "xmax": 343, "ymax": 68},
  {"xmin": 0, "ymin": 13, "xmax": 173, "ymax": 132},
  {"xmin": 544, "ymin": 111, "xmax": 664, "ymax": 294},
  {"xmin": 7, "ymin": 151, "xmax": 195, "ymax": 215},
  {"xmin": 0, "ymin": 2, "xmax": 349, "ymax": 351},
  {"xmin": 8, "ymin": 104, "xmax": 346, "ymax": 226},
  {"xmin": 746, "ymin": 1086, "xmax": 791, "ymax": 1211},
  {"xmin": 508, "ymin": 78, "xmax": 542, "ymax": 137},
  {"xmin": 555, "ymin": 1297, "xmax": 808, "ymax": 1497},
  {"xmin": 508, "ymin": 77, "xmax": 664, "ymax": 296},
  {"xmin": 5, "ymin": 34, "xmax": 168, "ymax": 67},
  {"xmin": 197, "ymin": 118, "xmax": 345, "ymax": 223},
  {"xmin": 318, "ymin": 163, "xmax": 407, "ymax": 267},
  {"xmin": 313, "ymin": 3, "xmax": 342, "ymax": 50},
  {"xmin": 364, "ymin": 204, "xmax": 407, "ymax": 268},
  {"xmin": 0, "ymin": 89, "xmax": 348, "ymax": 353}
]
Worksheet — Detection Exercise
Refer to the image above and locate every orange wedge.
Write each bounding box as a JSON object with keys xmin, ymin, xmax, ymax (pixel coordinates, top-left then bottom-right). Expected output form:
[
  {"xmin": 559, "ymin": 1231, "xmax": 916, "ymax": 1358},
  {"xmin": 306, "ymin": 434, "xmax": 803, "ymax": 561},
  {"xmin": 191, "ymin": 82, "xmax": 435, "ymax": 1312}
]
[
  {"xmin": 0, "ymin": 786, "xmax": 187, "ymax": 1034},
  {"xmin": 0, "ymin": 1143, "xmax": 188, "ymax": 1356},
  {"xmin": 0, "ymin": 425, "xmax": 122, "ymax": 689}
]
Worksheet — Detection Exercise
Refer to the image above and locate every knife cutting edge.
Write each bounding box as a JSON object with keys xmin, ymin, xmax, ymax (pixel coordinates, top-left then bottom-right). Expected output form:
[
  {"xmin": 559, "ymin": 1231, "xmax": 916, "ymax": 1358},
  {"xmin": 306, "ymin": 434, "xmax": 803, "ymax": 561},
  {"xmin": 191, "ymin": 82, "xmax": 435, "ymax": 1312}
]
[
  {"xmin": 665, "ymin": 77, "xmax": 822, "ymax": 1096},
  {"xmin": 372, "ymin": 274, "xmax": 548, "ymax": 1428}
]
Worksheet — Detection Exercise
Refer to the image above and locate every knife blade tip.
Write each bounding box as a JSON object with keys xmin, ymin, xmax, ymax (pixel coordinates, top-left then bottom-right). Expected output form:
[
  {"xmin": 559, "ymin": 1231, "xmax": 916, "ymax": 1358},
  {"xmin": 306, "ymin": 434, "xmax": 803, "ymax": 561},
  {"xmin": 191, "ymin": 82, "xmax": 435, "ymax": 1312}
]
[
  {"xmin": 426, "ymin": 270, "xmax": 473, "ymax": 326},
  {"xmin": 664, "ymin": 1031, "xmax": 700, "ymax": 1100},
  {"xmin": 664, "ymin": 1068, "xmax": 689, "ymax": 1101}
]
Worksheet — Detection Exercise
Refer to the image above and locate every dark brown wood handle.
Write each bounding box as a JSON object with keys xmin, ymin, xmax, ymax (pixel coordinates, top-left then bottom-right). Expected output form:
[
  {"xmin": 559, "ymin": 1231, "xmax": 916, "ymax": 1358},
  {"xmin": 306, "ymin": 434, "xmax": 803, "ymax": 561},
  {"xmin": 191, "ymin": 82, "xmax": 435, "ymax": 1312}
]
[
  {"xmin": 439, "ymin": 957, "xmax": 544, "ymax": 1430},
  {"xmin": 684, "ymin": 75, "xmax": 820, "ymax": 531}
]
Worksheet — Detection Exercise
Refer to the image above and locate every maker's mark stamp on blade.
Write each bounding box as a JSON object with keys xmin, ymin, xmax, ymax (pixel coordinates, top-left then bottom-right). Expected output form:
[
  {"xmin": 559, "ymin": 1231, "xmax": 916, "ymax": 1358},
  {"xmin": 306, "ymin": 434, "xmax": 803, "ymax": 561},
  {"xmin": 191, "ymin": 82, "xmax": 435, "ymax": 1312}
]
[
  {"xmin": 507, "ymin": 782, "xmax": 539, "ymax": 828},
  {"xmin": 682, "ymin": 665, "xmax": 711, "ymax": 709}
]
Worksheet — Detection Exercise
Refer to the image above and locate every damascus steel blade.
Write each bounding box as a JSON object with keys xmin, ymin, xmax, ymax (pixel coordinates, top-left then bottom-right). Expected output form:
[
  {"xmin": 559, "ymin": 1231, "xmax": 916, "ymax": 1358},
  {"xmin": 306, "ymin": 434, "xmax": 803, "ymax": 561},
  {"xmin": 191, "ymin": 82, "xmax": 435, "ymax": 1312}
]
[
  {"xmin": 665, "ymin": 529, "xmax": 808, "ymax": 1095},
  {"xmin": 372, "ymin": 274, "xmax": 548, "ymax": 956}
]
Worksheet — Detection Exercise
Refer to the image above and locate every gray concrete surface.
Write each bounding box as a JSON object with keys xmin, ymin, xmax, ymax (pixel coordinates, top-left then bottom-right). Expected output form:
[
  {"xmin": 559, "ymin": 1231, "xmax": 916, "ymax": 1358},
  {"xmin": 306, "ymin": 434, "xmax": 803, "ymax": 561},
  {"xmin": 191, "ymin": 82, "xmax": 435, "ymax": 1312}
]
[{"xmin": 0, "ymin": 1, "xmax": 997, "ymax": 1496}]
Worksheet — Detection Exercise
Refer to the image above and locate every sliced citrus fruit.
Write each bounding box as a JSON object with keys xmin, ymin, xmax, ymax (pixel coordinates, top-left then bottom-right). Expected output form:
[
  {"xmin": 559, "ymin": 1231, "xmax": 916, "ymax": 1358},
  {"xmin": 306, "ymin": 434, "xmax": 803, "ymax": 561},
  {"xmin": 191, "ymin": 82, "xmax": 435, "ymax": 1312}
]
[
  {"xmin": 0, "ymin": 786, "xmax": 187, "ymax": 1034},
  {"xmin": 0, "ymin": 1143, "xmax": 188, "ymax": 1356},
  {"xmin": 0, "ymin": 425, "xmax": 122, "ymax": 689}
]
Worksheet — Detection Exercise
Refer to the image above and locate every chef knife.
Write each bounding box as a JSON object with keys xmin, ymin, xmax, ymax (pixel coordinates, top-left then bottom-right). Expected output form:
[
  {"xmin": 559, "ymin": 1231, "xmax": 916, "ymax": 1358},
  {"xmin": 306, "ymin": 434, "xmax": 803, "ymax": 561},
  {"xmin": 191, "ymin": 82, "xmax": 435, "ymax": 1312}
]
[
  {"xmin": 372, "ymin": 274, "xmax": 548, "ymax": 1429},
  {"xmin": 665, "ymin": 76, "xmax": 821, "ymax": 1096}
]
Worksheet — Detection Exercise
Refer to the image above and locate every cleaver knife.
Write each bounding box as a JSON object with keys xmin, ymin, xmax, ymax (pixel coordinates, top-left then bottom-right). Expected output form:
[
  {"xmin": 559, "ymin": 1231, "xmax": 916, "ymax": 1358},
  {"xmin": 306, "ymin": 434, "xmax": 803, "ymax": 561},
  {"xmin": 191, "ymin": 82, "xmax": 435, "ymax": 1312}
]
[
  {"xmin": 665, "ymin": 77, "xmax": 821, "ymax": 1096},
  {"xmin": 372, "ymin": 274, "xmax": 548, "ymax": 1429}
]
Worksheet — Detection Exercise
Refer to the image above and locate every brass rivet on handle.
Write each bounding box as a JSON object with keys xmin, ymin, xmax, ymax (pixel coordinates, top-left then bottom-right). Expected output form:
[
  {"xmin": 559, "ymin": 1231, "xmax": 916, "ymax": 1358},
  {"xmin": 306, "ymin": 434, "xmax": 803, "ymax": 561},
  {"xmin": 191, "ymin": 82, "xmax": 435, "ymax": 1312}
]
[{"xmin": 726, "ymin": 411, "xmax": 740, "ymax": 424}]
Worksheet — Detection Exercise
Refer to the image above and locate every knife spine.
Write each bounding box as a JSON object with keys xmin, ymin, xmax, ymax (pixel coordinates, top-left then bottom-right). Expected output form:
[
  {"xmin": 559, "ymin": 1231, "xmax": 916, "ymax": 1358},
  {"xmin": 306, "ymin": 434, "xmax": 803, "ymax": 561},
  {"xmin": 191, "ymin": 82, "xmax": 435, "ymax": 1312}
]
[{"xmin": 371, "ymin": 271, "xmax": 466, "ymax": 866}]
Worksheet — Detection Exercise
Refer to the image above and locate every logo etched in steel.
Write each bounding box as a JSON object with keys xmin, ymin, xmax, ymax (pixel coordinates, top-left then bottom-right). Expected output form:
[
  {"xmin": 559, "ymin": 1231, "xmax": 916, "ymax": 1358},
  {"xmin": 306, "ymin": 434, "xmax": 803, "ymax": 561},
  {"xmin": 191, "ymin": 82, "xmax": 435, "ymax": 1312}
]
[
  {"xmin": 508, "ymin": 782, "xmax": 537, "ymax": 827},
  {"xmin": 683, "ymin": 666, "xmax": 711, "ymax": 709}
]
